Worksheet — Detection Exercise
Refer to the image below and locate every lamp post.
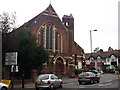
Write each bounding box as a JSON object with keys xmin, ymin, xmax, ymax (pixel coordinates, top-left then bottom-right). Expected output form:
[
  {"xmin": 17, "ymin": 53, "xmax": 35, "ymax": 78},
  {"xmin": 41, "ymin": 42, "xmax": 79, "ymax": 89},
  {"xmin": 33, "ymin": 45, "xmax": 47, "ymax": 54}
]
[
  {"xmin": 90, "ymin": 30, "xmax": 97, "ymax": 69},
  {"xmin": 0, "ymin": 30, "xmax": 2, "ymax": 81}
]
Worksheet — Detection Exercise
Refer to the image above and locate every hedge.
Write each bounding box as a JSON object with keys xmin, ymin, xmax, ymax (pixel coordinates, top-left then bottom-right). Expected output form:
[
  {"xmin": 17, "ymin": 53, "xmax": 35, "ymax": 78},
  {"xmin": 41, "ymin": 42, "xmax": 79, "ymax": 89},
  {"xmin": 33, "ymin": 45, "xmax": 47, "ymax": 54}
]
[{"xmin": 75, "ymin": 69, "xmax": 84, "ymax": 75}]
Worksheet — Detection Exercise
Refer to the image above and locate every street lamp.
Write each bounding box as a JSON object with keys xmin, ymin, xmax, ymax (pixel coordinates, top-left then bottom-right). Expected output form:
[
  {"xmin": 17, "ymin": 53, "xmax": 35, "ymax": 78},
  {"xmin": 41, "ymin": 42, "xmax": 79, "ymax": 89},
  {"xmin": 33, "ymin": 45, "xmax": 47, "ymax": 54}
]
[
  {"xmin": 90, "ymin": 30, "xmax": 97, "ymax": 69},
  {"xmin": 90, "ymin": 30, "xmax": 97, "ymax": 56}
]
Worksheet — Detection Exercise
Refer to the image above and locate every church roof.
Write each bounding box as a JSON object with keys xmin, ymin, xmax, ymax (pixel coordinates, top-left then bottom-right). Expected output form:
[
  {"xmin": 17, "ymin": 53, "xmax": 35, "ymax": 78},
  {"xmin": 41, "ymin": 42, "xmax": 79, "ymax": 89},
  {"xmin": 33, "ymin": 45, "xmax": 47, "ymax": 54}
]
[
  {"xmin": 21, "ymin": 4, "xmax": 68, "ymax": 32},
  {"xmin": 42, "ymin": 4, "xmax": 58, "ymax": 17}
]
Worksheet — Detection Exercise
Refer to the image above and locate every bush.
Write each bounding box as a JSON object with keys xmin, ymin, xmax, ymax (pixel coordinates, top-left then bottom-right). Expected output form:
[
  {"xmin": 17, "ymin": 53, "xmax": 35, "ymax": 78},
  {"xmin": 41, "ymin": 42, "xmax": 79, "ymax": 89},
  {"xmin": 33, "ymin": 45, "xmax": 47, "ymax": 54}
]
[{"xmin": 75, "ymin": 69, "xmax": 84, "ymax": 75}]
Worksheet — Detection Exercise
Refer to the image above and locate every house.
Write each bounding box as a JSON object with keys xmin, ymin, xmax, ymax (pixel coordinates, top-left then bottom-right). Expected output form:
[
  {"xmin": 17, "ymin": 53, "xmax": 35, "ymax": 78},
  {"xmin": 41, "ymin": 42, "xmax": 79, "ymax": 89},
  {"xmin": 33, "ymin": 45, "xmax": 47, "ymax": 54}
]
[{"xmin": 85, "ymin": 49, "xmax": 120, "ymax": 72}]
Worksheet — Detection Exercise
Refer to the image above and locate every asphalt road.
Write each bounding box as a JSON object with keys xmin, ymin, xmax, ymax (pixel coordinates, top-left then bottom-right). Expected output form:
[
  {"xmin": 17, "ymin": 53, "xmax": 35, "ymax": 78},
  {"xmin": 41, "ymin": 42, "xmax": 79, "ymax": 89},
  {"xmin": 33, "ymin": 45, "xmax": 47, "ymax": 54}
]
[
  {"xmin": 11, "ymin": 73, "xmax": 119, "ymax": 90},
  {"xmin": 62, "ymin": 73, "xmax": 119, "ymax": 88}
]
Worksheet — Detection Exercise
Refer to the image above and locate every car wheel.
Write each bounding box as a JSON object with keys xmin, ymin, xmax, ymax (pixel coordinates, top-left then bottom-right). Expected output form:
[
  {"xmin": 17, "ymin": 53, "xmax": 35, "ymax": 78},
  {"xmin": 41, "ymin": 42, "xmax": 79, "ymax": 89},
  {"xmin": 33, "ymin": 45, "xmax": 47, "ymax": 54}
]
[
  {"xmin": 90, "ymin": 79, "xmax": 94, "ymax": 84},
  {"xmin": 49, "ymin": 84, "xmax": 54, "ymax": 90},
  {"xmin": 78, "ymin": 81, "xmax": 82, "ymax": 85},
  {"xmin": 1, "ymin": 87, "xmax": 7, "ymax": 90},
  {"xmin": 97, "ymin": 79, "xmax": 100, "ymax": 83},
  {"xmin": 36, "ymin": 87, "xmax": 39, "ymax": 90},
  {"xmin": 59, "ymin": 82, "xmax": 63, "ymax": 88}
]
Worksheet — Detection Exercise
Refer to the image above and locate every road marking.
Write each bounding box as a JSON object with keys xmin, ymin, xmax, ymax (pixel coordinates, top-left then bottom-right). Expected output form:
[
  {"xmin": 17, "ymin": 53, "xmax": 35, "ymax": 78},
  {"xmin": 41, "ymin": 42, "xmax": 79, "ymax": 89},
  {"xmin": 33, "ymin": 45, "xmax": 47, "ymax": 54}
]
[
  {"xmin": 91, "ymin": 84, "xmax": 98, "ymax": 86},
  {"xmin": 69, "ymin": 83, "xmax": 74, "ymax": 84},
  {"xmin": 98, "ymin": 83, "xmax": 112, "ymax": 87},
  {"xmin": 99, "ymin": 84, "xmax": 104, "ymax": 86},
  {"xmin": 64, "ymin": 82, "xmax": 74, "ymax": 85},
  {"xmin": 106, "ymin": 80, "xmax": 112, "ymax": 82},
  {"xmin": 105, "ymin": 82, "xmax": 112, "ymax": 86},
  {"xmin": 79, "ymin": 86, "xmax": 85, "ymax": 88}
]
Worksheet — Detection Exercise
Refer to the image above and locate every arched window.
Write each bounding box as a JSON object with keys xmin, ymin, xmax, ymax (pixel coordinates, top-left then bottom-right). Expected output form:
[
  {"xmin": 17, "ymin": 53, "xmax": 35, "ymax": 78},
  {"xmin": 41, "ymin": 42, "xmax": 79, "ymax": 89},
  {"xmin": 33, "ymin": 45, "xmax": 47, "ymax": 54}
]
[
  {"xmin": 39, "ymin": 23, "xmax": 59, "ymax": 51},
  {"xmin": 55, "ymin": 32, "xmax": 58, "ymax": 50},
  {"xmin": 50, "ymin": 25, "xmax": 53, "ymax": 49},
  {"xmin": 40, "ymin": 30, "xmax": 44, "ymax": 46},
  {"xmin": 46, "ymin": 25, "xmax": 50, "ymax": 49}
]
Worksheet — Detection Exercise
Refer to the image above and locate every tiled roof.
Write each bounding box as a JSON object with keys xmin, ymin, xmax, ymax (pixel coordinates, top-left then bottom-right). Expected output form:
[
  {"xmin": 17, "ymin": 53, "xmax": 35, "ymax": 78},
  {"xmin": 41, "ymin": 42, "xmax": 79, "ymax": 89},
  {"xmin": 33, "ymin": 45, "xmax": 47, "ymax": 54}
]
[
  {"xmin": 85, "ymin": 50, "xmax": 120, "ymax": 59},
  {"xmin": 20, "ymin": 4, "xmax": 68, "ymax": 33}
]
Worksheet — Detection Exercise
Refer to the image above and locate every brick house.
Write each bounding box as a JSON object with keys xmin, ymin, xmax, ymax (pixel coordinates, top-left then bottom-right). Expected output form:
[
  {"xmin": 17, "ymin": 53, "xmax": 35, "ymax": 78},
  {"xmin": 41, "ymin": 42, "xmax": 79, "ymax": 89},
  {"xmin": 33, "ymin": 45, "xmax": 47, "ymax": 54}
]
[
  {"xmin": 5, "ymin": 4, "xmax": 84, "ymax": 77},
  {"xmin": 85, "ymin": 49, "xmax": 120, "ymax": 72}
]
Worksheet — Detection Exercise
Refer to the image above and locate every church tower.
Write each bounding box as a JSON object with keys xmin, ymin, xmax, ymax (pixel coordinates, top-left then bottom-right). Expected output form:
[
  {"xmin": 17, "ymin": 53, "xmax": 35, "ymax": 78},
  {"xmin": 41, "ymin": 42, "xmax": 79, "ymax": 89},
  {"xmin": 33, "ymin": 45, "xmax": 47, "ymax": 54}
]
[{"xmin": 62, "ymin": 14, "xmax": 74, "ymax": 53}]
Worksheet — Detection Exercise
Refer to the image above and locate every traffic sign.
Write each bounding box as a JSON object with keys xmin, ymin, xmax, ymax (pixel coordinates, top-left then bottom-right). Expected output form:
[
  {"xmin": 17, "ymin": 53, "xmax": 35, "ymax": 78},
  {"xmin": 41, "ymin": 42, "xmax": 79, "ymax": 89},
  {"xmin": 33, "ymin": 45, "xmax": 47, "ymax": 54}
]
[
  {"xmin": 118, "ymin": 74, "xmax": 120, "ymax": 78},
  {"xmin": 5, "ymin": 52, "xmax": 18, "ymax": 65}
]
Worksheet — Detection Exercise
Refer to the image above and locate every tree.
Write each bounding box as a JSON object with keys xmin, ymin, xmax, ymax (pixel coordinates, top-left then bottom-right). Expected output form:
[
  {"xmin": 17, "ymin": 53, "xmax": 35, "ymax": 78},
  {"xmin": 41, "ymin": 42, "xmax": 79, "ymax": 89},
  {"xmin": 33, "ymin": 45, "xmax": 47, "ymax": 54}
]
[
  {"xmin": 0, "ymin": 12, "xmax": 16, "ymax": 36},
  {"xmin": 1, "ymin": 12, "xmax": 17, "ymax": 78},
  {"xmin": 108, "ymin": 47, "xmax": 113, "ymax": 51},
  {"xmin": 18, "ymin": 29, "xmax": 49, "ymax": 78},
  {"xmin": 94, "ymin": 47, "xmax": 99, "ymax": 52}
]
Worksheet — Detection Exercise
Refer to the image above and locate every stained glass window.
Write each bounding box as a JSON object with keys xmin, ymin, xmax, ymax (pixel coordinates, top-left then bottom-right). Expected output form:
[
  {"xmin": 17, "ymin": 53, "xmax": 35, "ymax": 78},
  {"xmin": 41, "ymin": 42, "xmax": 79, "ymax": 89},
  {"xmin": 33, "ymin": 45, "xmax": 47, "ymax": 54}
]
[
  {"xmin": 40, "ymin": 23, "xmax": 59, "ymax": 51},
  {"xmin": 40, "ymin": 30, "xmax": 44, "ymax": 46},
  {"xmin": 55, "ymin": 32, "xmax": 58, "ymax": 50},
  {"xmin": 50, "ymin": 26, "xmax": 53, "ymax": 49},
  {"xmin": 46, "ymin": 25, "xmax": 50, "ymax": 49}
]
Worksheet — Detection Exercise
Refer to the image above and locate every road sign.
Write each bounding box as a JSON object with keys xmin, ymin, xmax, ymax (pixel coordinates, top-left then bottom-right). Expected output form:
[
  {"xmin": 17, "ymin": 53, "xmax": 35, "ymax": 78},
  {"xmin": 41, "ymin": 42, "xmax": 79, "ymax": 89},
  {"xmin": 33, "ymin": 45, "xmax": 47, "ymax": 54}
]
[
  {"xmin": 1, "ymin": 80, "xmax": 11, "ymax": 86},
  {"xmin": 5, "ymin": 52, "xmax": 18, "ymax": 65},
  {"xmin": 118, "ymin": 74, "xmax": 120, "ymax": 78}
]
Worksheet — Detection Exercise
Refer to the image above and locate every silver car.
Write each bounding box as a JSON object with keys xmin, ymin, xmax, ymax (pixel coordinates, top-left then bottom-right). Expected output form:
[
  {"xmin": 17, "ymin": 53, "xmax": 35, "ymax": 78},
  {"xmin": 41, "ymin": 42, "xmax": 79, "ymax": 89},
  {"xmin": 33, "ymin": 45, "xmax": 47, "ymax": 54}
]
[
  {"xmin": 35, "ymin": 74, "xmax": 63, "ymax": 90},
  {"xmin": 0, "ymin": 83, "xmax": 8, "ymax": 90}
]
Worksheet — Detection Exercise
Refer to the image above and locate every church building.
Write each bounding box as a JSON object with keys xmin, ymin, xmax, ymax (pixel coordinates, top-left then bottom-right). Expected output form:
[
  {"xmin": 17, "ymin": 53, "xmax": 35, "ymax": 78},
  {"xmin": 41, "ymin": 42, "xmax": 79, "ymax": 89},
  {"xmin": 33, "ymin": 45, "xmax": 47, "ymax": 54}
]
[{"xmin": 6, "ymin": 4, "xmax": 84, "ymax": 77}]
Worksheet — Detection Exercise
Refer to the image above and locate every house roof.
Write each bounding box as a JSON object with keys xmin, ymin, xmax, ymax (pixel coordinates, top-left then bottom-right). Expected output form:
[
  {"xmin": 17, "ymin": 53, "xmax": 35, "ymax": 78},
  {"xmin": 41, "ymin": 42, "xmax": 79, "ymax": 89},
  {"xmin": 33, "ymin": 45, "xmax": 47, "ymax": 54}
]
[{"xmin": 85, "ymin": 50, "xmax": 120, "ymax": 59}]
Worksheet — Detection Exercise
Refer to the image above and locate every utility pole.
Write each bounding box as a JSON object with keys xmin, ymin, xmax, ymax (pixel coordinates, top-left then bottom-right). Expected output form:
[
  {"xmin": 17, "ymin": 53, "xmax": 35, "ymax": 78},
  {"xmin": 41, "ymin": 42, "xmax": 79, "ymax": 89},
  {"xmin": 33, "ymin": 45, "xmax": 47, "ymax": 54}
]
[{"xmin": 0, "ymin": 30, "xmax": 2, "ymax": 81}]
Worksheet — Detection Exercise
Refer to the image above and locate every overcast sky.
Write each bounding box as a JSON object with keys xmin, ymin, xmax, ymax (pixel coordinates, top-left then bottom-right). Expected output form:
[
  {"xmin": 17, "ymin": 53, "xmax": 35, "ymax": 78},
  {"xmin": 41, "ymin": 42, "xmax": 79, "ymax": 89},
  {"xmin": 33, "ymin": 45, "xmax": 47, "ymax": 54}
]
[{"xmin": 0, "ymin": 0, "xmax": 119, "ymax": 53}]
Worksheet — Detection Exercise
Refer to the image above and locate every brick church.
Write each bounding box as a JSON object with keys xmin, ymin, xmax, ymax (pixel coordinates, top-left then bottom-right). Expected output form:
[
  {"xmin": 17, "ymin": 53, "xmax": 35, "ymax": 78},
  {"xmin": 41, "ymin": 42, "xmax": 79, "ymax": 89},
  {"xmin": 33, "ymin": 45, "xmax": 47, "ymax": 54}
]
[{"xmin": 6, "ymin": 4, "xmax": 84, "ymax": 77}]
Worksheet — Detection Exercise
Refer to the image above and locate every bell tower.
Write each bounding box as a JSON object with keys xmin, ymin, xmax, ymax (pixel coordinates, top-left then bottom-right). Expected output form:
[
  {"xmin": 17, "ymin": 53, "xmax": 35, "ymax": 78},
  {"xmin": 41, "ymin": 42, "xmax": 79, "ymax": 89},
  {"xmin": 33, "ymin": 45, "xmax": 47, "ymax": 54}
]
[
  {"xmin": 62, "ymin": 14, "xmax": 74, "ymax": 31},
  {"xmin": 62, "ymin": 14, "xmax": 74, "ymax": 53}
]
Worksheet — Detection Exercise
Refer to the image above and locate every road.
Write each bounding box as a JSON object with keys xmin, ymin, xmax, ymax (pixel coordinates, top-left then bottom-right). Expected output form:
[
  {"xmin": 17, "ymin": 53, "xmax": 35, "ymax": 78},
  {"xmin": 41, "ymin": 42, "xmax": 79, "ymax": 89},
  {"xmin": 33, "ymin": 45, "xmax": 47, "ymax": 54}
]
[
  {"xmin": 12, "ymin": 73, "xmax": 119, "ymax": 90},
  {"xmin": 62, "ymin": 78, "xmax": 118, "ymax": 89},
  {"xmin": 62, "ymin": 73, "xmax": 119, "ymax": 88}
]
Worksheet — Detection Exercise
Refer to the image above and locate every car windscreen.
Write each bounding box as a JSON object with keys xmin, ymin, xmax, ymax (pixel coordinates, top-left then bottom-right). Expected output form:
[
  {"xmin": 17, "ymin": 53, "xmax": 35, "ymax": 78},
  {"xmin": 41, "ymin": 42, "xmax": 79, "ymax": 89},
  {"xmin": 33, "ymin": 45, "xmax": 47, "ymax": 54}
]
[
  {"xmin": 89, "ymin": 71, "xmax": 98, "ymax": 74},
  {"xmin": 79, "ymin": 73, "xmax": 89, "ymax": 77},
  {"xmin": 37, "ymin": 75, "xmax": 49, "ymax": 80}
]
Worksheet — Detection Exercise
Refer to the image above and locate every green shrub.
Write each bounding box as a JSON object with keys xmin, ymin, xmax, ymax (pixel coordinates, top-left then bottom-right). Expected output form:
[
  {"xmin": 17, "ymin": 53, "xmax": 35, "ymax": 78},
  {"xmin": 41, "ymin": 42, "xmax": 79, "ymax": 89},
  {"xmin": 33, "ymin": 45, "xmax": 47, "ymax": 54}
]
[{"xmin": 75, "ymin": 69, "xmax": 84, "ymax": 75}]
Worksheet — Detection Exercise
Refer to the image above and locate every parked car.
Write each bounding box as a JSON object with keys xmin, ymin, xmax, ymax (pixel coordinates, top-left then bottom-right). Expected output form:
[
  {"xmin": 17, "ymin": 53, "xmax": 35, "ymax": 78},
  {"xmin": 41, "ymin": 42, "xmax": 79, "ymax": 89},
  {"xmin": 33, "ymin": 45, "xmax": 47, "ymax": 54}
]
[
  {"xmin": 100, "ymin": 70, "xmax": 104, "ymax": 74},
  {"xmin": 35, "ymin": 74, "xmax": 63, "ymax": 90},
  {"xmin": 78, "ymin": 72, "xmax": 100, "ymax": 85},
  {"xmin": 0, "ymin": 83, "xmax": 8, "ymax": 90}
]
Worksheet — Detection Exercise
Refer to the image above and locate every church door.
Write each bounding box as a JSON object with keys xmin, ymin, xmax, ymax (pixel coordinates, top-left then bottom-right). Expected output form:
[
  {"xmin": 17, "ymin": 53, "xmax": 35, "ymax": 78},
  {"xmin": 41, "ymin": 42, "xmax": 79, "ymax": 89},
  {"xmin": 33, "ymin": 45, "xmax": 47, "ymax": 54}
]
[{"xmin": 55, "ymin": 57, "xmax": 64, "ymax": 75}]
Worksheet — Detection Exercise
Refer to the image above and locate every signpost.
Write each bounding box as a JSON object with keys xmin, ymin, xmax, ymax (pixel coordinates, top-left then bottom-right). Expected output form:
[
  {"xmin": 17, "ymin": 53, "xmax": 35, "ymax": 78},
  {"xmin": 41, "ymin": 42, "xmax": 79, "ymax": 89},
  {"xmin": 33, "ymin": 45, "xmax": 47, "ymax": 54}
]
[
  {"xmin": 5, "ymin": 52, "xmax": 18, "ymax": 65},
  {"xmin": 5, "ymin": 52, "xmax": 18, "ymax": 88}
]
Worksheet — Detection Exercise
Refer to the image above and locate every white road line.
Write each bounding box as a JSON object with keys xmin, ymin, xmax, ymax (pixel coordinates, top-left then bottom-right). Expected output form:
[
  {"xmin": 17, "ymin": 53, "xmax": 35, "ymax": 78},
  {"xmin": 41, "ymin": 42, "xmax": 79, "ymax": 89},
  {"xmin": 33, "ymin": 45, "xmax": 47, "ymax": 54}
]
[
  {"xmin": 64, "ymin": 82, "xmax": 74, "ymax": 85},
  {"xmin": 105, "ymin": 83, "xmax": 112, "ymax": 86},
  {"xmin": 106, "ymin": 80, "xmax": 112, "ymax": 82},
  {"xmin": 79, "ymin": 86, "xmax": 85, "ymax": 88},
  {"xmin": 69, "ymin": 83, "xmax": 74, "ymax": 84},
  {"xmin": 99, "ymin": 83, "xmax": 112, "ymax": 87},
  {"xmin": 99, "ymin": 84, "xmax": 104, "ymax": 86},
  {"xmin": 91, "ymin": 84, "xmax": 98, "ymax": 86}
]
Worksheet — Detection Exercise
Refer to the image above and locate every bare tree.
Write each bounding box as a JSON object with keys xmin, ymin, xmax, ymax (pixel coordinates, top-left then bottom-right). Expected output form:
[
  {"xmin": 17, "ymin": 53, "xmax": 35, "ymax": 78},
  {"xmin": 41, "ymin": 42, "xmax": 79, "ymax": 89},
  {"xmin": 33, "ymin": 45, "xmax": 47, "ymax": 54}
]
[{"xmin": 0, "ymin": 12, "xmax": 16, "ymax": 36}]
